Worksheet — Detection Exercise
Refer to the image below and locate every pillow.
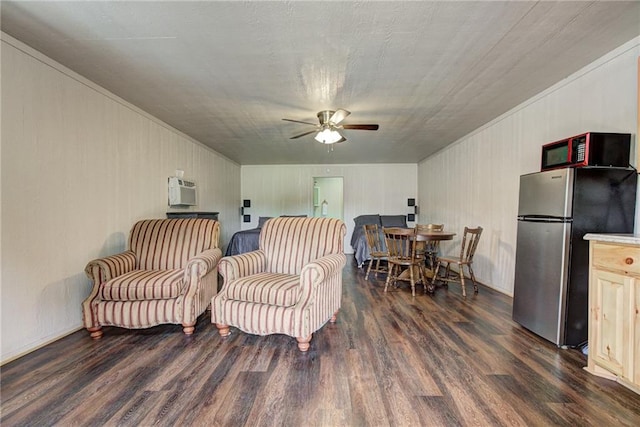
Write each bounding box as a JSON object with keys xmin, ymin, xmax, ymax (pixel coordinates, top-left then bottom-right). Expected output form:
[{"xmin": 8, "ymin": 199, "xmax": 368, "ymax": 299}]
[
  {"xmin": 353, "ymin": 214, "xmax": 381, "ymax": 228},
  {"xmin": 257, "ymin": 216, "xmax": 272, "ymax": 228},
  {"xmin": 381, "ymin": 215, "xmax": 408, "ymax": 228}
]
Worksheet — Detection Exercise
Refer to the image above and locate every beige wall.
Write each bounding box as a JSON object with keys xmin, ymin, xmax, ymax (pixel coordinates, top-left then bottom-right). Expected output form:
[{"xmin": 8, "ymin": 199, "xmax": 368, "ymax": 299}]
[
  {"xmin": 0, "ymin": 34, "xmax": 241, "ymax": 363},
  {"xmin": 418, "ymin": 37, "xmax": 640, "ymax": 296},
  {"xmin": 241, "ymin": 164, "xmax": 418, "ymax": 252}
]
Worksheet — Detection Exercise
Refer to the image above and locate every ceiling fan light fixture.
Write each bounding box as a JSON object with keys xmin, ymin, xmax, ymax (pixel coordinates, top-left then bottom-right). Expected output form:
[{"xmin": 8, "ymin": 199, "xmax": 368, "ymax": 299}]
[
  {"xmin": 314, "ymin": 127, "xmax": 343, "ymax": 144},
  {"xmin": 284, "ymin": 108, "xmax": 376, "ymax": 143}
]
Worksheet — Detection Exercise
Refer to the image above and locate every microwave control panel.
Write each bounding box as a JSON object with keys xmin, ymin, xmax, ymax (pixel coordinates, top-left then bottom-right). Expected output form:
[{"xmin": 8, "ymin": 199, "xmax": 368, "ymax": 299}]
[{"xmin": 573, "ymin": 136, "xmax": 586, "ymax": 163}]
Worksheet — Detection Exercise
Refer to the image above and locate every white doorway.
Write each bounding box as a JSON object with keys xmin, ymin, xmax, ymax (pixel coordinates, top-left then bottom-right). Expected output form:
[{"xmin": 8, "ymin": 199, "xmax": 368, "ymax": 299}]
[{"xmin": 313, "ymin": 177, "xmax": 344, "ymax": 220}]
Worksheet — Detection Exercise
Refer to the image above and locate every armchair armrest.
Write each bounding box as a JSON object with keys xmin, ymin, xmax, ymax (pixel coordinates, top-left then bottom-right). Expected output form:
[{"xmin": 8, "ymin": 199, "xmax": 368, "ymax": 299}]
[
  {"xmin": 84, "ymin": 250, "xmax": 137, "ymax": 284},
  {"xmin": 298, "ymin": 253, "xmax": 346, "ymax": 302},
  {"xmin": 184, "ymin": 248, "xmax": 223, "ymax": 281},
  {"xmin": 218, "ymin": 250, "xmax": 266, "ymax": 282}
]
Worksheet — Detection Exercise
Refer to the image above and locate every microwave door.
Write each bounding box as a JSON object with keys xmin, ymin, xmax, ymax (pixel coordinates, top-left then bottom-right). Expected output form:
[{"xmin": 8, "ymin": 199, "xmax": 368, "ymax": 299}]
[
  {"xmin": 518, "ymin": 169, "xmax": 574, "ymax": 218},
  {"xmin": 542, "ymin": 142, "xmax": 570, "ymax": 170}
]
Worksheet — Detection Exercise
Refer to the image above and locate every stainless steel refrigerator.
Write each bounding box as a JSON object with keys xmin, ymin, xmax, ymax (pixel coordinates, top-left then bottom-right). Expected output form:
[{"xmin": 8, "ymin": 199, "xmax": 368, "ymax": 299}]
[{"xmin": 512, "ymin": 167, "xmax": 636, "ymax": 347}]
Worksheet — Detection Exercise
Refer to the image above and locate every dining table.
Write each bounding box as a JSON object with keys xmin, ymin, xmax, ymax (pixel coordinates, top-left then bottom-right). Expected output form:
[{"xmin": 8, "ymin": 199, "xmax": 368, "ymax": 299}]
[{"xmin": 396, "ymin": 228, "xmax": 456, "ymax": 293}]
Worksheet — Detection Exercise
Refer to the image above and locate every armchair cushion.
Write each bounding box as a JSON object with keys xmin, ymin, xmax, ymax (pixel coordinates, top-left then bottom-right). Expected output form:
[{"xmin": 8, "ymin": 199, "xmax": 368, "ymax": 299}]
[
  {"xmin": 99, "ymin": 269, "xmax": 184, "ymax": 301},
  {"xmin": 224, "ymin": 272, "xmax": 299, "ymax": 306}
]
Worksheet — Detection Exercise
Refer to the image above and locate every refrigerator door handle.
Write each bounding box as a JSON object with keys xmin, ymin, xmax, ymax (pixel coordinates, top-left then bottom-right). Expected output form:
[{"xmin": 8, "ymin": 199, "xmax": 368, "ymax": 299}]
[{"xmin": 518, "ymin": 215, "xmax": 572, "ymax": 223}]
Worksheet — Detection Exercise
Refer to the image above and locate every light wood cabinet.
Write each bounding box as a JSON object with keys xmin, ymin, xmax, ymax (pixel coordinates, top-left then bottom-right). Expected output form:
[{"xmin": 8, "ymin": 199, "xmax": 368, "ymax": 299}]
[{"xmin": 586, "ymin": 238, "xmax": 640, "ymax": 395}]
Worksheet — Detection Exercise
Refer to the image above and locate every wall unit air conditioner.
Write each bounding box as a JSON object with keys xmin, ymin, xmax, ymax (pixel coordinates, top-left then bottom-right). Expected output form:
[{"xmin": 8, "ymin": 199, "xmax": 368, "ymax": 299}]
[{"xmin": 168, "ymin": 177, "xmax": 197, "ymax": 207}]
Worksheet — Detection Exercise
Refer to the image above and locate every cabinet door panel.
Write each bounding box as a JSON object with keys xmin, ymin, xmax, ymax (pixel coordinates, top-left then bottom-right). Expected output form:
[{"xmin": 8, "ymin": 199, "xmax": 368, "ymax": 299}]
[{"xmin": 592, "ymin": 269, "xmax": 629, "ymax": 375}]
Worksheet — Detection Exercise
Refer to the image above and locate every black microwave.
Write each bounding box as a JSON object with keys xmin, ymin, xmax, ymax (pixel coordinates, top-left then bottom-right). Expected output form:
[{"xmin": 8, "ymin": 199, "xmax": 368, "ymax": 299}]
[{"xmin": 541, "ymin": 132, "xmax": 631, "ymax": 171}]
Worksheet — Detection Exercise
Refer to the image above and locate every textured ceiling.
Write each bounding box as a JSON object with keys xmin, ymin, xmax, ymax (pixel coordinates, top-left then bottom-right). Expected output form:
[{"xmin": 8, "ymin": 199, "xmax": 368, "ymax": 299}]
[{"xmin": 2, "ymin": 1, "xmax": 639, "ymax": 165}]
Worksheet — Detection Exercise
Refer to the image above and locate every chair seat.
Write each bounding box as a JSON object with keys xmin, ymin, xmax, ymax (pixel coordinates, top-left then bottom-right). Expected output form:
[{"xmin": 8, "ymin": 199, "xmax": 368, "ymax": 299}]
[
  {"xmin": 370, "ymin": 250, "xmax": 388, "ymax": 258},
  {"xmin": 99, "ymin": 269, "xmax": 184, "ymax": 301},
  {"xmin": 388, "ymin": 256, "xmax": 416, "ymax": 266},
  {"xmin": 225, "ymin": 272, "xmax": 299, "ymax": 307},
  {"xmin": 437, "ymin": 256, "xmax": 467, "ymax": 265}
]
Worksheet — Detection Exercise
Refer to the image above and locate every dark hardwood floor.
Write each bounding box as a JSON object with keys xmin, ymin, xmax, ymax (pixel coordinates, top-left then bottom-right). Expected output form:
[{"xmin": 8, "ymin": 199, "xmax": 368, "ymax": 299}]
[{"xmin": 2, "ymin": 258, "xmax": 640, "ymax": 426}]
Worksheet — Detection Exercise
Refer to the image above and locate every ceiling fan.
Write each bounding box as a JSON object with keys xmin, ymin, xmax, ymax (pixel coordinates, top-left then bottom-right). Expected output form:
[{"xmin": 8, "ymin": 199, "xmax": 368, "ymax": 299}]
[{"xmin": 282, "ymin": 109, "xmax": 379, "ymax": 144}]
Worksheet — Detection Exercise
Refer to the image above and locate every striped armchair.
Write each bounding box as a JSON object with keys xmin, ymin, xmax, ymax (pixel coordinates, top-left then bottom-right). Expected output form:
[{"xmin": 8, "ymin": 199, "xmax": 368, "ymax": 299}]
[
  {"xmin": 212, "ymin": 217, "xmax": 346, "ymax": 351},
  {"xmin": 82, "ymin": 218, "xmax": 222, "ymax": 339}
]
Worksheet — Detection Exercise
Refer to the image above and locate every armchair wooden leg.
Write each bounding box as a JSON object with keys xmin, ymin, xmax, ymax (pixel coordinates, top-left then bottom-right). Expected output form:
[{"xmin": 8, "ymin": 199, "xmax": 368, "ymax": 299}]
[
  {"xmin": 182, "ymin": 324, "xmax": 195, "ymax": 335},
  {"xmin": 330, "ymin": 310, "xmax": 339, "ymax": 323},
  {"xmin": 215, "ymin": 323, "xmax": 231, "ymax": 337},
  {"xmin": 87, "ymin": 326, "xmax": 103, "ymax": 340},
  {"xmin": 297, "ymin": 335, "xmax": 312, "ymax": 352}
]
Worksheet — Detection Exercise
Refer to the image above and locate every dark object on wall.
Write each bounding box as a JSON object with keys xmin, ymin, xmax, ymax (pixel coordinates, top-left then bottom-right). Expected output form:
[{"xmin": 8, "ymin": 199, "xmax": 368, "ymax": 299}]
[
  {"xmin": 407, "ymin": 198, "xmax": 418, "ymax": 221},
  {"xmin": 166, "ymin": 212, "xmax": 219, "ymax": 220},
  {"xmin": 241, "ymin": 199, "xmax": 252, "ymax": 216}
]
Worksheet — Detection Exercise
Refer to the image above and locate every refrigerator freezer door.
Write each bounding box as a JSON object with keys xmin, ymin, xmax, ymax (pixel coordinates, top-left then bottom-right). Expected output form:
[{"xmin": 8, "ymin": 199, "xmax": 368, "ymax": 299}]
[
  {"xmin": 512, "ymin": 219, "xmax": 571, "ymax": 345},
  {"xmin": 518, "ymin": 168, "xmax": 574, "ymax": 218}
]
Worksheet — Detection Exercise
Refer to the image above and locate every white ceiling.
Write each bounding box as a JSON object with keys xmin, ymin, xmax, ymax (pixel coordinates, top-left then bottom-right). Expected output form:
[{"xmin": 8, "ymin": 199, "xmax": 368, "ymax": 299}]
[{"xmin": 2, "ymin": 1, "xmax": 639, "ymax": 165}]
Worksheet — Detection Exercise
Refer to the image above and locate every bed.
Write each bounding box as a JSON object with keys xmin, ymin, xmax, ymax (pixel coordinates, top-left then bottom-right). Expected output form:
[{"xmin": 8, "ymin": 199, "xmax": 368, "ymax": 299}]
[
  {"xmin": 225, "ymin": 228, "xmax": 261, "ymax": 256},
  {"xmin": 224, "ymin": 217, "xmax": 271, "ymax": 256},
  {"xmin": 351, "ymin": 214, "xmax": 408, "ymax": 267}
]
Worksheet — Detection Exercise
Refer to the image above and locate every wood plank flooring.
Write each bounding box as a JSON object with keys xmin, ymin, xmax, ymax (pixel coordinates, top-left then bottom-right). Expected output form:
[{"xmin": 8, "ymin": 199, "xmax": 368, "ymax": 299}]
[{"xmin": 2, "ymin": 258, "xmax": 640, "ymax": 426}]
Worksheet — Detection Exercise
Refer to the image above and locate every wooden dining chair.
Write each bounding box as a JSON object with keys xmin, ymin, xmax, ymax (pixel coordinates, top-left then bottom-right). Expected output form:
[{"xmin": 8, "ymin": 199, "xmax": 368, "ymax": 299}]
[
  {"xmin": 363, "ymin": 223, "xmax": 388, "ymax": 280},
  {"xmin": 415, "ymin": 223, "xmax": 444, "ymax": 269},
  {"xmin": 383, "ymin": 227, "xmax": 425, "ymax": 296},
  {"xmin": 432, "ymin": 226, "xmax": 483, "ymax": 297}
]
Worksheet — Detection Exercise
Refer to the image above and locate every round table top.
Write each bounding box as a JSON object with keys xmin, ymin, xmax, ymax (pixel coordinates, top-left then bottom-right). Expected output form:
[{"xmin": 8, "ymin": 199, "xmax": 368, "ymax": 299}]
[{"xmin": 414, "ymin": 230, "xmax": 456, "ymax": 241}]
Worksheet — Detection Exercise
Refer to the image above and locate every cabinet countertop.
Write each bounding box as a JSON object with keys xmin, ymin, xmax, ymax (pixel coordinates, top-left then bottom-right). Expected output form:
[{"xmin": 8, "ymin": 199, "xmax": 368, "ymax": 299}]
[{"xmin": 584, "ymin": 233, "xmax": 640, "ymax": 245}]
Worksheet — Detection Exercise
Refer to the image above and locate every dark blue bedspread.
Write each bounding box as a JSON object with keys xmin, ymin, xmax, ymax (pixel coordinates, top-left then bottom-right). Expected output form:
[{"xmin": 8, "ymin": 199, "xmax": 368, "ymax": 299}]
[{"xmin": 225, "ymin": 228, "xmax": 261, "ymax": 256}]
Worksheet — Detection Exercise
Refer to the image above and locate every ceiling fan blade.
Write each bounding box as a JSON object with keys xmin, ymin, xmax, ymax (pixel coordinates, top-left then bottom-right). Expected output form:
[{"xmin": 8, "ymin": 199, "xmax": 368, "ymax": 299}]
[
  {"xmin": 342, "ymin": 124, "xmax": 379, "ymax": 131},
  {"xmin": 282, "ymin": 118, "xmax": 318, "ymax": 126},
  {"xmin": 290, "ymin": 129, "xmax": 318, "ymax": 139},
  {"xmin": 329, "ymin": 109, "xmax": 350, "ymax": 124}
]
